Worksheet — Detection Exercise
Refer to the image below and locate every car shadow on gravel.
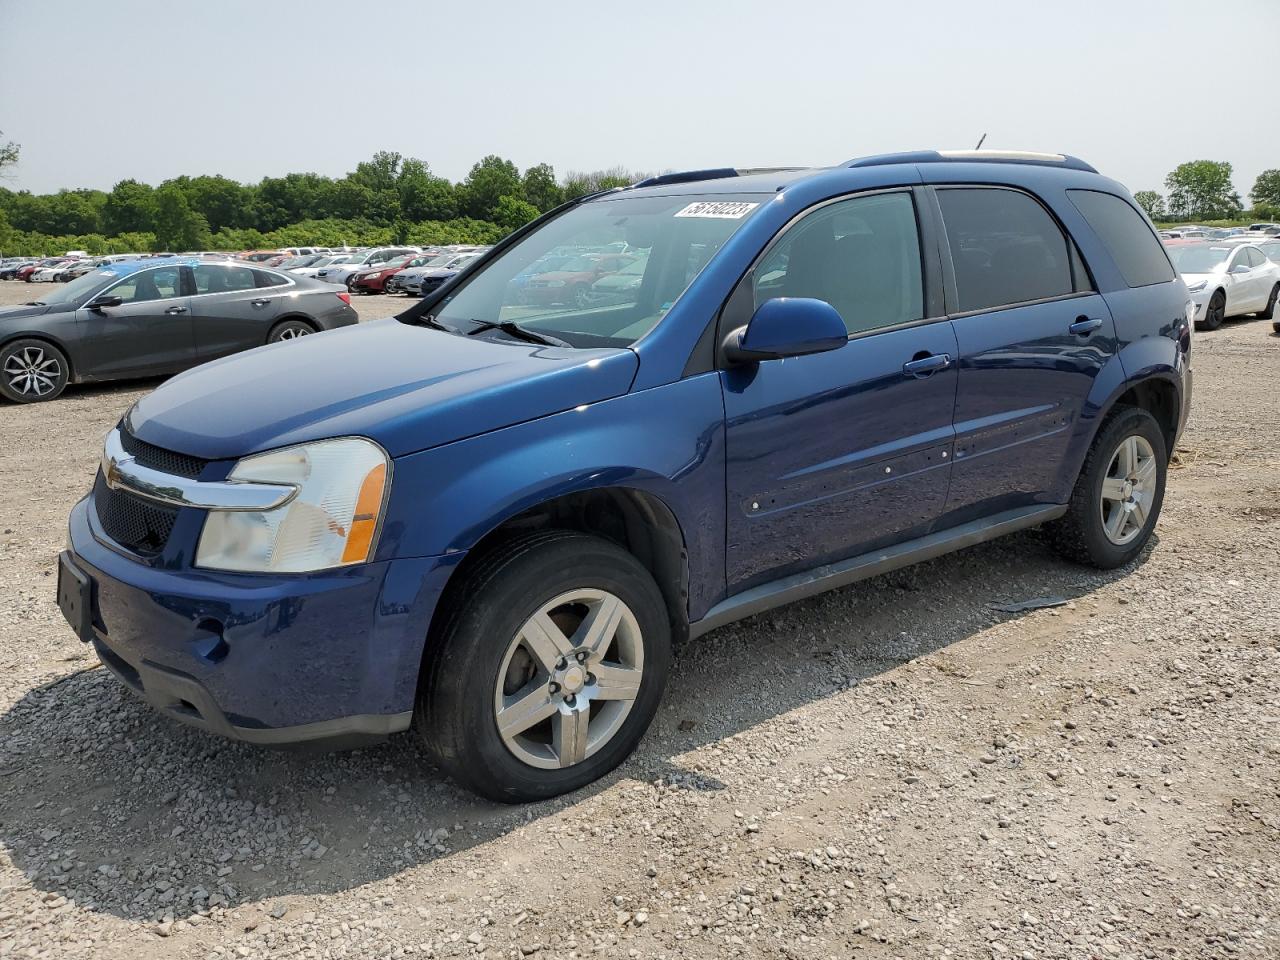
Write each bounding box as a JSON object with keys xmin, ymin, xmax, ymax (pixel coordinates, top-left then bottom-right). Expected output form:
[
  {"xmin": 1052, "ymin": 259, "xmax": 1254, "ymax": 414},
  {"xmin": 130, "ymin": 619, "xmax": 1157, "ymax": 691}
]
[{"xmin": 0, "ymin": 528, "xmax": 1154, "ymax": 922}]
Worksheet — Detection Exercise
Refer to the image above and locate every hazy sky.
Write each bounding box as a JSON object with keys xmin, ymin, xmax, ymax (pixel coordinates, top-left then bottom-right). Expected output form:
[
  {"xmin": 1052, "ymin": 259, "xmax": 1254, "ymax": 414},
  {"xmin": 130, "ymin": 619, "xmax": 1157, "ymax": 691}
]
[{"xmin": 2, "ymin": 0, "xmax": 1277, "ymax": 200}]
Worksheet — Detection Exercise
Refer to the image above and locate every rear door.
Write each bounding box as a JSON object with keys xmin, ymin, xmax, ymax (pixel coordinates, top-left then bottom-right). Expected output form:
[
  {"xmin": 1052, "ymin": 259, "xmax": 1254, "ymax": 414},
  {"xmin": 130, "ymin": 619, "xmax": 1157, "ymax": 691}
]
[
  {"xmin": 722, "ymin": 189, "xmax": 957, "ymax": 592},
  {"xmin": 931, "ymin": 186, "xmax": 1115, "ymax": 521},
  {"xmin": 189, "ymin": 263, "xmax": 284, "ymax": 363},
  {"xmin": 74, "ymin": 264, "xmax": 193, "ymax": 379}
]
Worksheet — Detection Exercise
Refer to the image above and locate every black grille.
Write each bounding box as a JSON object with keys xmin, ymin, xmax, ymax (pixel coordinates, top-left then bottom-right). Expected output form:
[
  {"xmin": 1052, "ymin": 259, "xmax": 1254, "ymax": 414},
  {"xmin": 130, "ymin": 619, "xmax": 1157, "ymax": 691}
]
[
  {"xmin": 93, "ymin": 473, "xmax": 179, "ymax": 556},
  {"xmin": 119, "ymin": 428, "xmax": 208, "ymax": 479}
]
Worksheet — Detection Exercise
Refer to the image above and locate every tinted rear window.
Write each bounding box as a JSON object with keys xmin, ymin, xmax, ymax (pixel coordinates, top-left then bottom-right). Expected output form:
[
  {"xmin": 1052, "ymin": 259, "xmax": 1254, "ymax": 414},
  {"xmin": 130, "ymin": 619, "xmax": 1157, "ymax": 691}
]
[
  {"xmin": 936, "ymin": 187, "xmax": 1077, "ymax": 312},
  {"xmin": 1068, "ymin": 190, "xmax": 1175, "ymax": 288}
]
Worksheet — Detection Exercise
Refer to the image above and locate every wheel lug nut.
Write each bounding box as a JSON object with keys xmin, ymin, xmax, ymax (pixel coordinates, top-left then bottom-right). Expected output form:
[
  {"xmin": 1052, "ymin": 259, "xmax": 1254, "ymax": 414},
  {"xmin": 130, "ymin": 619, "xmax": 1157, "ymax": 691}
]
[
  {"xmin": 576, "ymin": 651, "xmax": 588, "ymax": 663},
  {"xmin": 548, "ymin": 681, "xmax": 560, "ymax": 694},
  {"xmin": 556, "ymin": 658, "xmax": 567, "ymax": 670},
  {"xmin": 564, "ymin": 694, "xmax": 576, "ymax": 707},
  {"xmin": 585, "ymin": 673, "xmax": 595, "ymax": 686}
]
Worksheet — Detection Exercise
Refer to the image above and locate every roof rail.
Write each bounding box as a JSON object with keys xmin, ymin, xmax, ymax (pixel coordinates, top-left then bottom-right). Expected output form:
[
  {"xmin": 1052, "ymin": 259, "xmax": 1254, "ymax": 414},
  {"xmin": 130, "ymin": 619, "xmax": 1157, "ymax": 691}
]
[
  {"xmin": 631, "ymin": 167, "xmax": 807, "ymax": 188},
  {"xmin": 845, "ymin": 150, "xmax": 1098, "ymax": 174}
]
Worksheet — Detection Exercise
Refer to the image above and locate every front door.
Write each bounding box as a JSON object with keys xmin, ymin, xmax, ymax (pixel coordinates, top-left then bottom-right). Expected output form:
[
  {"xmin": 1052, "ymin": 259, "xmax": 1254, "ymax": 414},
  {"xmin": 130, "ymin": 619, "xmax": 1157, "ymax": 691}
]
[
  {"xmin": 722, "ymin": 190, "xmax": 957, "ymax": 592},
  {"xmin": 931, "ymin": 186, "xmax": 1118, "ymax": 520},
  {"xmin": 189, "ymin": 263, "xmax": 283, "ymax": 363},
  {"xmin": 75, "ymin": 264, "xmax": 193, "ymax": 380}
]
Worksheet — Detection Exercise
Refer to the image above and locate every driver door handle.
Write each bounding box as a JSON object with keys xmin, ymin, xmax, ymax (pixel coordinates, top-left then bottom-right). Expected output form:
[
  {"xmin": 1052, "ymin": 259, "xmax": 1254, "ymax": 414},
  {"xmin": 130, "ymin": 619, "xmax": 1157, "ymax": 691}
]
[
  {"xmin": 164, "ymin": 305, "xmax": 188, "ymax": 315},
  {"xmin": 250, "ymin": 298, "xmax": 272, "ymax": 307},
  {"xmin": 1069, "ymin": 316, "xmax": 1103, "ymax": 336},
  {"xmin": 902, "ymin": 353, "xmax": 952, "ymax": 378}
]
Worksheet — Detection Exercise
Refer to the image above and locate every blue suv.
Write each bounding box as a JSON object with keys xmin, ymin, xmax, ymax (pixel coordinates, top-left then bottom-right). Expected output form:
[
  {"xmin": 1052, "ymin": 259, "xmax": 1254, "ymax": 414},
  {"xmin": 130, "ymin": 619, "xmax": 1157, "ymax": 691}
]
[{"xmin": 59, "ymin": 151, "xmax": 1192, "ymax": 802}]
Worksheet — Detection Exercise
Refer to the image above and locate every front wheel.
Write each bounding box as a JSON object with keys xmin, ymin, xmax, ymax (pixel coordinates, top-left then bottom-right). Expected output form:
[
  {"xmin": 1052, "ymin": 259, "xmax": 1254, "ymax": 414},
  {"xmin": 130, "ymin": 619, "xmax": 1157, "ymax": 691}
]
[
  {"xmin": 1047, "ymin": 406, "xmax": 1167, "ymax": 569},
  {"xmin": 417, "ymin": 531, "xmax": 671, "ymax": 803},
  {"xmin": 0, "ymin": 339, "xmax": 70, "ymax": 403},
  {"xmin": 1197, "ymin": 289, "xmax": 1226, "ymax": 331}
]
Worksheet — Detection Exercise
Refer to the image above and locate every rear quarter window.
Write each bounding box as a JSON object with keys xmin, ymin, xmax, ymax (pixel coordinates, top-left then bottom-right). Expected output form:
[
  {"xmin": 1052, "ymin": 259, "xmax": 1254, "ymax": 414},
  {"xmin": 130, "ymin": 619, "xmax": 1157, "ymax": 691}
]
[{"xmin": 1067, "ymin": 190, "xmax": 1175, "ymax": 288}]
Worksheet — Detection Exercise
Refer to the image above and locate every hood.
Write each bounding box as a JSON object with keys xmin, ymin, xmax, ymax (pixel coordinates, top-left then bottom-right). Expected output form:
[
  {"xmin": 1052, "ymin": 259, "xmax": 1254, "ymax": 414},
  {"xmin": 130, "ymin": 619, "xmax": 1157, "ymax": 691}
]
[
  {"xmin": 0, "ymin": 303, "xmax": 53, "ymax": 320},
  {"xmin": 126, "ymin": 317, "xmax": 639, "ymax": 460}
]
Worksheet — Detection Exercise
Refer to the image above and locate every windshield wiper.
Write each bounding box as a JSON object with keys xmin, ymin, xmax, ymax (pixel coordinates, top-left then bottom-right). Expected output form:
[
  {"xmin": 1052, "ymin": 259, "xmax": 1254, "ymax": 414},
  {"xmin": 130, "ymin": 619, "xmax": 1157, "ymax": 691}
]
[
  {"xmin": 466, "ymin": 320, "xmax": 570, "ymax": 348},
  {"xmin": 417, "ymin": 314, "xmax": 460, "ymax": 333},
  {"xmin": 25, "ymin": 301, "xmax": 45, "ymax": 306}
]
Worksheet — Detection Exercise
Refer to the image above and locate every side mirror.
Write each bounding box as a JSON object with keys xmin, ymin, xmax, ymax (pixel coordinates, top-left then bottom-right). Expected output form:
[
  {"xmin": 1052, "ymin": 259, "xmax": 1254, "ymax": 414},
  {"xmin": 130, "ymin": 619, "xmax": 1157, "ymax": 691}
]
[
  {"xmin": 1231, "ymin": 263, "xmax": 1250, "ymax": 274},
  {"xmin": 722, "ymin": 297, "xmax": 848, "ymax": 365},
  {"xmin": 87, "ymin": 294, "xmax": 123, "ymax": 311}
]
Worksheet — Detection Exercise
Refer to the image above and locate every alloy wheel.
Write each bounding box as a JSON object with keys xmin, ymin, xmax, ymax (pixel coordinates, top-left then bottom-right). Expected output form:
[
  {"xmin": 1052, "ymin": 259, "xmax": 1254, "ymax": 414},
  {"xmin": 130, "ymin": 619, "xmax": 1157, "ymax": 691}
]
[
  {"xmin": 3, "ymin": 345, "xmax": 62, "ymax": 397},
  {"xmin": 494, "ymin": 588, "xmax": 644, "ymax": 770},
  {"xmin": 1099, "ymin": 434, "xmax": 1157, "ymax": 546}
]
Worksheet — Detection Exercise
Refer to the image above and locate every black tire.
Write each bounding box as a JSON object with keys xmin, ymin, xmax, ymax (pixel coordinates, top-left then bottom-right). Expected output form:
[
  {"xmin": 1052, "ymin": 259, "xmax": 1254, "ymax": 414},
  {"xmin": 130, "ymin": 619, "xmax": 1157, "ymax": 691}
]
[
  {"xmin": 1047, "ymin": 406, "xmax": 1167, "ymax": 569},
  {"xmin": 1259, "ymin": 284, "xmax": 1279, "ymax": 321},
  {"xmin": 417, "ymin": 531, "xmax": 672, "ymax": 803},
  {"xmin": 1196, "ymin": 289, "xmax": 1226, "ymax": 331},
  {"xmin": 267, "ymin": 318, "xmax": 317, "ymax": 343},
  {"xmin": 0, "ymin": 338, "xmax": 71, "ymax": 403}
]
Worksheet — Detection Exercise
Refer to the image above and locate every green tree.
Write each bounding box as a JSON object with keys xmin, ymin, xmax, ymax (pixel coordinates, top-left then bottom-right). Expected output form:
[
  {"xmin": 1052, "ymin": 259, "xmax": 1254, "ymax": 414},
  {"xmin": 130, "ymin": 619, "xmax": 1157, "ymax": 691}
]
[
  {"xmin": 561, "ymin": 167, "xmax": 644, "ymax": 200},
  {"xmin": 493, "ymin": 195, "xmax": 540, "ymax": 231},
  {"xmin": 1164, "ymin": 161, "xmax": 1242, "ymax": 221},
  {"xmin": 1250, "ymin": 169, "xmax": 1280, "ymax": 213},
  {"xmin": 103, "ymin": 180, "xmax": 157, "ymax": 234},
  {"xmin": 522, "ymin": 163, "xmax": 562, "ymax": 212},
  {"xmin": 459, "ymin": 155, "xmax": 521, "ymax": 220},
  {"xmin": 329, "ymin": 179, "xmax": 375, "ymax": 220},
  {"xmin": 186, "ymin": 175, "xmax": 253, "ymax": 232},
  {"xmin": 1132, "ymin": 191, "xmax": 1165, "ymax": 219},
  {"xmin": 0, "ymin": 131, "xmax": 17, "ymax": 175},
  {"xmin": 399, "ymin": 158, "xmax": 458, "ymax": 221},
  {"xmin": 153, "ymin": 183, "xmax": 211, "ymax": 250}
]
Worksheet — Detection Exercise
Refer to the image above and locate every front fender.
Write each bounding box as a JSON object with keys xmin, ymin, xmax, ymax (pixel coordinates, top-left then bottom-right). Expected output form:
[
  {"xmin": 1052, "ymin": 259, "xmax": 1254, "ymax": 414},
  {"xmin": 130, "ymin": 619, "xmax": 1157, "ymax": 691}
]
[{"xmin": 377, "ymin": 374, "xmax": 728, "ymax": 620}]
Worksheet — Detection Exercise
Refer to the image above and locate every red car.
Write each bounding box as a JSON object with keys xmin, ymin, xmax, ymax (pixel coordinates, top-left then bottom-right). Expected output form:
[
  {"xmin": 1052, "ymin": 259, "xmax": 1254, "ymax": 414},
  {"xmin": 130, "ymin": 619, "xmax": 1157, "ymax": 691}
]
[
  {"xmin": 349, "ymin": 254, "xmax": 422, "ymax": 294},
  {"xmin": 18, "ymin": 258, "xmax": 71, "ymax": 281},
  {"xmin": 521, "ymin": 253, "xmax": 635, "ymax": 307}
]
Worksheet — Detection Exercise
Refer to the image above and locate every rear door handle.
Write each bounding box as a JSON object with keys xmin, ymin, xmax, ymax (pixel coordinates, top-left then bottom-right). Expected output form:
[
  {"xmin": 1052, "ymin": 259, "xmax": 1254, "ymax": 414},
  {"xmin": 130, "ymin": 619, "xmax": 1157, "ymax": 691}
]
[
  {"xmin": 250, "ymin": 298, "xmax": 272, "ymax": 307},
  {"xmin": 902, "ymin": 353, "xmax": 952, "ymax": 378},
  {"xmin": 1069, "ymin": 316, "xmax": 1103, "ymax": 336},
  {"xmin": 164, "ymin": 305, "xmax": 187, "ymax": 315}
]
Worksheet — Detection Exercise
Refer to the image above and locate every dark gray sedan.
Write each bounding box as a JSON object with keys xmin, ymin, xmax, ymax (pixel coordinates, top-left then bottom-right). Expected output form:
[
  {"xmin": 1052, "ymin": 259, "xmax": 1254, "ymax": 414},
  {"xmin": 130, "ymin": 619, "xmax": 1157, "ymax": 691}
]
[{"xmin": 0, "ymin": 259, "xmax": 359, "ymax": 402}]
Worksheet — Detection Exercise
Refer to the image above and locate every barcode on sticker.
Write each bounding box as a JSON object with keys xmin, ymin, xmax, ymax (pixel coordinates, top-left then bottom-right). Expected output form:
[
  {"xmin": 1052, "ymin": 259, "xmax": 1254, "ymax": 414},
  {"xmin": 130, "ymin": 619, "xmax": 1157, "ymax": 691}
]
[{"xmin": 674, "ymin": 201, "xmax": 759, "ymax": 219}]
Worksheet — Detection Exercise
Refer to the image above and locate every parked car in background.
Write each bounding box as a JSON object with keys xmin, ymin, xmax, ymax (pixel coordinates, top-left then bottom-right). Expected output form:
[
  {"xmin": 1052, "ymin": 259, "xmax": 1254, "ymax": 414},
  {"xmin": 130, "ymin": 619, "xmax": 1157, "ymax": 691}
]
[
  {"xmin": 56, "ymin": 151, "xmax": 1191, "ymax": 802},
  {"xmin": 1247, "ymin": 222, "xmax": 1280, "ymax": 235},
  {"xmin": 290, "ymin": 254, "xmax": 362, "ymax": 278},
  {"xmin": 274, "ymin": 255, "xmax": 328, "ymax": 272},
  {"xmin": 0, "ymin": 260, "xmax": 38, "ymax": 280},
  {"xmin": 28, "ymin": 259, "xmax": 75, "ymax": 282},
  {"xmin": 55, "ymin": 259, "xmax": 105, "ymax": 282},
  {"xmin": 314, "ymin": 247, "xmax": 421, "ymax": 287},
  {"xmin": 0, "ymin": 259, "xmax": 358, "ymax": 403},
  {"xmin": 386, "ymin": 251, "xmax": 485, "ymax": 295},
  {"xmin": 1167, "ymin": 242, "xmax": 1280, "ymax": 329},
  {"xmin": 349, "ymin": 255, "xmax": 420, "ymax": 294},
  {"xmin": 238, "ymin": 250, "xmax": 285, "ymax": 264},
  {"xmin": 584, "ymin": 253, "xmax": 650, "ymax": 306}
]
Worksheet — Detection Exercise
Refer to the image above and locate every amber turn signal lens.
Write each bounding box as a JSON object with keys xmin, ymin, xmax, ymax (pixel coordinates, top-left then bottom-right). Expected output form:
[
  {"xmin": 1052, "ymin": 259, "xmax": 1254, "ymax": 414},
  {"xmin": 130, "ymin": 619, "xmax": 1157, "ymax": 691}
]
[{"xmin": 340, "ymin": 462, "xmax": 387, "ymax": 564}]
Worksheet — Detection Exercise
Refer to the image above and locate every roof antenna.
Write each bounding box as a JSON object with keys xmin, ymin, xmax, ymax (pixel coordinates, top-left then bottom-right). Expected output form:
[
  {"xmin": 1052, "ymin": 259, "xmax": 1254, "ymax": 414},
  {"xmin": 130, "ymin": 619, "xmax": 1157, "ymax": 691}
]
[{"xmin": 974, "ymin": 133, "xmax": 987, "ymax": 150}]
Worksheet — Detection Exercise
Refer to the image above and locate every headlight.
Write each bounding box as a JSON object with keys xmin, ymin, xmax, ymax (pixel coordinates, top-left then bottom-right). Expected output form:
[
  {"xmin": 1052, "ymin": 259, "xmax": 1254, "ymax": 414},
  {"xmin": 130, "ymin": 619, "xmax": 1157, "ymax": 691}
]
[
  {"xmin": 1186, "ymin": 279, "xmax": 1207, "ymax": 293},
  {"xmin": 196, "ymin": 438, "xmax": 390, "ymax": 573}
]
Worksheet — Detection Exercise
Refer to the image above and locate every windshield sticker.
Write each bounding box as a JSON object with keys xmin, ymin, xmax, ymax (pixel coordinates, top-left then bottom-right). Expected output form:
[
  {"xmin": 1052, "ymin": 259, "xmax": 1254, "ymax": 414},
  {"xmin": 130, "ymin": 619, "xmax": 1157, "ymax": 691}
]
[{"xmin": 674, "ymin": 201, "xmax": 759, "ymax": 220}]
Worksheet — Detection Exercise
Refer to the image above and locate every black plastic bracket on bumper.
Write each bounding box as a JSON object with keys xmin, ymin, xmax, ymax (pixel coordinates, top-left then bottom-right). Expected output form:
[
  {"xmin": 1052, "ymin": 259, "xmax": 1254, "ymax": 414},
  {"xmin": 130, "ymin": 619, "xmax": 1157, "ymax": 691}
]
[{"xmin": 93, "ymin": 638, "xmax": 412, "ymax": 751}]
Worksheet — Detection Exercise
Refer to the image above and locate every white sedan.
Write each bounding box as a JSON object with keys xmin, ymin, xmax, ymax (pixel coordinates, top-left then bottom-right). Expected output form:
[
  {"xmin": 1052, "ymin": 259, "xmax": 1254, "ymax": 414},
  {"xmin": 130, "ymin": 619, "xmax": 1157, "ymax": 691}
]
[
  {"xmin": 1166, "ymin": 242, "xmax": 1280, "ymax": 330},
  {"xmin": 30, "ymin": 260, "xmax": 77, "ymax": 282}
]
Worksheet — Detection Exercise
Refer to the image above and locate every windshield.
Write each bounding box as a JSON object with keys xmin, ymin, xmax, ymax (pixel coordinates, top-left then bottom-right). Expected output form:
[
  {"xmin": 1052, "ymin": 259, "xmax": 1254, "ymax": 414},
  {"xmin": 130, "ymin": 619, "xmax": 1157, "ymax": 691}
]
[
  {"xmin": 1167, "ymin": 245, "xmax": 1231, "ymax": 273},
  {"xmin": 433, "ymin": 193, "xmax": 763, "ymax": 347},
  {"xmin": 27, "ymin": 268, "xmax": 120, "ymax": 306},
  {"xmin": 1258, "ymin": 243, "xmax": 1280, "ymax": 262}
]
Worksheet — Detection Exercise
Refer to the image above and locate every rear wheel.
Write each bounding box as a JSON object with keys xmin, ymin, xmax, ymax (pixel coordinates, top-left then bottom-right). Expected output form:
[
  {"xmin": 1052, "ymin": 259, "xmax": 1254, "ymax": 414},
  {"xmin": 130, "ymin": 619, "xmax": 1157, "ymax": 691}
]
[
  {"xmin": 0, "ymin": 339, "xmax": 70, "ymax": 403},
  {"xmin": 1259, "ymin": 283, "xmax": 1279, "ymax": 321},
  {"xmin": 417, "ymin": 531, "xmax": 671, "ymax": 803},
  {"xmin": 267, "ymin": 319, "xmax": 316, "ymax": 343},
  {"xmin": 1197, "ymin": 289, "xmax": 1226, "ymax": 330},
  {"xmin": 1047, "ymin": 406, "xmax": 1167, "ymax": 569}
]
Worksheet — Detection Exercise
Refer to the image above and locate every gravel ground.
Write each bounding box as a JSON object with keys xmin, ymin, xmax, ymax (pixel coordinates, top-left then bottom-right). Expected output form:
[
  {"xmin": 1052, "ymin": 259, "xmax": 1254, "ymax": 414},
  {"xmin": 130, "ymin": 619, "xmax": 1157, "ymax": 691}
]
[{"xmin": 1, "ymin": 279, "xmax": 1277, "ymax": 960}]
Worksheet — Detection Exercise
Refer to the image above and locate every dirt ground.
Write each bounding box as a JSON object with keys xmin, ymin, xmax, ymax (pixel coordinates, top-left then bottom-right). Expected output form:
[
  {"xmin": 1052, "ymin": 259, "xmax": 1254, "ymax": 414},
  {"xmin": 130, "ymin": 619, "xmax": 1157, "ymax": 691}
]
[{"xmin": 0, "ymin": 280, "xmax": 1277, "ymax": 960}]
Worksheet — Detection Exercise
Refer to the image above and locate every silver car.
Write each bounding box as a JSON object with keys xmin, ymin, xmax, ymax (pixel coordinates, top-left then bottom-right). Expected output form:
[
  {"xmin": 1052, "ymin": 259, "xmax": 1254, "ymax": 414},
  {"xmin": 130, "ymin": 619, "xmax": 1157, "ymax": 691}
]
[{"xmin": 0, "ymin": 259, "xmax": 359, "ymax": 403}]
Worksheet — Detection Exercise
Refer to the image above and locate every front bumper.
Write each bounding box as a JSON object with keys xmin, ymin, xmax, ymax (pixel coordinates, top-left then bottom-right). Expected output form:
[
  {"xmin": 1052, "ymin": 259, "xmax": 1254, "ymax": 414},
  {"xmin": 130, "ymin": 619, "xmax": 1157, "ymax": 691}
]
[{"xmin": 64, "ymin": 497, "xmax": 461, "ymax": 748}]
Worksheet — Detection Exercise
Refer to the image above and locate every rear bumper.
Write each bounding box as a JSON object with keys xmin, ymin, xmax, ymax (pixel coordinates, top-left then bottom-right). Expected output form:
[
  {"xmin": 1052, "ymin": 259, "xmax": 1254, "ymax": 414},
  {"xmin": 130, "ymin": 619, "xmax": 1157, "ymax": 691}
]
[{"xmin": 65, "ymin": 497, "xmax": 461, "ymax": 746}]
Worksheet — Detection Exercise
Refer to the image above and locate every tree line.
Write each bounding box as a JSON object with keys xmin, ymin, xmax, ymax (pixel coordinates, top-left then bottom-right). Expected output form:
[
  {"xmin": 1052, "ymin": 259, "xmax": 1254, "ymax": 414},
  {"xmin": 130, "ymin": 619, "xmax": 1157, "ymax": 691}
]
[
  {"xmin": 0, "ymin": 146, "xmax": 647, "ymax": 256},
  {"xmin": 1133, "ymin": 161, "xmax": 1280, "ymax": 224}
]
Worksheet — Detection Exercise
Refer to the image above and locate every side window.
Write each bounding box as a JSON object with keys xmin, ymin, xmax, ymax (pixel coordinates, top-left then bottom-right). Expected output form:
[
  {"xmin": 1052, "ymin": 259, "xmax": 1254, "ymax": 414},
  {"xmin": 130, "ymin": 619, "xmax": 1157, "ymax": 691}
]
[
  {"xmin": 106, "ymin": 267, "xmax": 182, "ymax": 304},
  {"xmin": 937, "ymin": 188, "xmax": 1075, "ymax": 312},
  {"xmin": 193, "ymin": 265, "xmax": 256, "ymax": 295},
  {"xmin": 1246, "ymin": 248, "xmax": 1265, "ymax": 268},
  {"xmin": 253, "ymin": 269, "xmax": 291, "ymax": 288},
  {"xmin": 753, "ymin": 191, "xmax": 924, "ymax": 335},
  {"xmin": 1067, "ymin": 189, "xmax": 1175, "ymax": 287}
]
